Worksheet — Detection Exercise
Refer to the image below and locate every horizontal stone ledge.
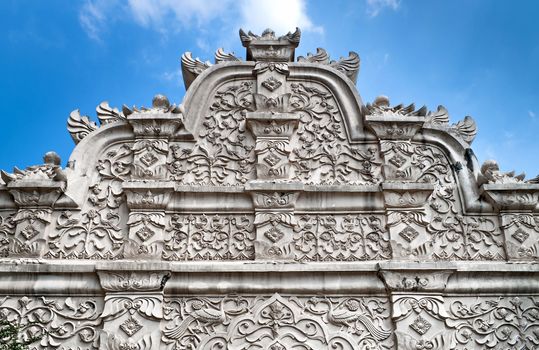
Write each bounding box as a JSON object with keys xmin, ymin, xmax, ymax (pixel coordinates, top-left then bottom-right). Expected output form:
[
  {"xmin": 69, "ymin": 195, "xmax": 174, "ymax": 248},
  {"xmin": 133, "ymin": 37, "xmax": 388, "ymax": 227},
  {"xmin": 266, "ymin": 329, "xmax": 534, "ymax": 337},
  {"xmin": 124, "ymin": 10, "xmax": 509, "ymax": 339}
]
[
  {"xmin": 172, "ymin": 184, "xmax": 382, "ymax": 193},
  {"xmin": 0, "ymin": 261, "xmax": 537, "ymax": 294},
  {"xmin": 165, "ymin": 270, "xmax": 386, "ymax": 294},
  {"xmin": 0, "ymin": 260, "xmax": 537, "ymax": 273},
  {"xmin": 168, "ymin": 190, "xmax": 385, "ymax": 212}
]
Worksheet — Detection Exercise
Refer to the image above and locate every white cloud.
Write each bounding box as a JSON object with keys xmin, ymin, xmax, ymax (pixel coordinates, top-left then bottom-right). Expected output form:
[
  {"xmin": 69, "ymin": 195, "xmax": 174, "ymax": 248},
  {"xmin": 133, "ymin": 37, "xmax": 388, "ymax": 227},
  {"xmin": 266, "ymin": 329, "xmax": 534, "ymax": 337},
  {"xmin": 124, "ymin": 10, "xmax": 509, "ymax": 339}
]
[
  {"xmin": 529, "ymin": 110, "xmax": 536, "ymax": 119},
  {"xmin": 196, "ymin": 38, "xmax": 211, "ymax": 53},
  {"xmin": 79, "ymin": 0, "xmax": 322, "ymax": 41},
  {"xmin": 366, "ymin": 0, "xmax": 400, "ymax": 18},
  {"xmin": 79, "ymin": 0, "xmax": 119, "ymax": 42},
  {"xmin": 160, "ymin": 69, "xmax": 182, "ymax": 86},
  {"xmin": 239, "ymin": 0, "xmax": 323, "ymax": 35},
  {"xmin": 127, "ymin": 0, "xmax": 228, "ymax": 30}
]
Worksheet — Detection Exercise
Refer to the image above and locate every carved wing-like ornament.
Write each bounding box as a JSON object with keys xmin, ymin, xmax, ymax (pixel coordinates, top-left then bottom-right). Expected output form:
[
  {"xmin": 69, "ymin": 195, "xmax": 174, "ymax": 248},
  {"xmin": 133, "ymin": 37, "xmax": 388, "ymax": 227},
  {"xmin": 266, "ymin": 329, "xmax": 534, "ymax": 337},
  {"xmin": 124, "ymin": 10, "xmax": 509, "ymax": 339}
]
[
  {"xmin": 181, "ymin": 52, "xmax": 212, "ymax": 90},
  {"xmin": 67, "ymin": 109, "xmax": 98, "ymax": 144},
  {"xmin": 214, "ymin": 48, "xmax": 240, "ymax": 64}
]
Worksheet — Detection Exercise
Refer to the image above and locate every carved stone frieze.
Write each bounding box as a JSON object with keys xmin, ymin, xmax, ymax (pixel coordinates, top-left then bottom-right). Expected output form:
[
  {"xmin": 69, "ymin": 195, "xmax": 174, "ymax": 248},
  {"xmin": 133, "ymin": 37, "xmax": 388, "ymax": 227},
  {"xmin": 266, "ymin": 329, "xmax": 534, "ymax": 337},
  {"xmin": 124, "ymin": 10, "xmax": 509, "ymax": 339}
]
[
  {"xmin": 162, "ymin": 293, "xmax": 393, "ymax": 350},
  {"xmin": 0, "ymin": 212, "xmax": 15, "ymax": 256},
  {"xmin": 163, "ymin": 214, "xmax": 255, "ymax": 261},
  {"xmin": 445, "ymin": 296, "xmax": 539, "ymax": 349},
  {"xmin": 378, "ymin": 264, "xmax": 455, "ymax": 293},
  {"xmin": 427, "ymin": 215, "xmax": 505, "ymax": 261},
  {"xmin": 48, "ymin": 209, "xmax": 123, "ymax": 259},
  {"xmin": 0, "ymin": 295, "xmax": 103, "ymax": 349},
  {"xmin": 246, "ymin": 111, "xmax": 299, "ymax": 180},
  {"xmin": 6, "ymin": 209, "xmax": 50, "ymax": 258},
  {"xmin": 382, "ymin": 182, "xmax": 434, "ymax": 208},
  {"xmin": 288, "ymin": 83, "xmax": 382, "ymax": 185},
  {"xmin": 293, "ymin": 214, "xmax": 391, "ymax": 261}
]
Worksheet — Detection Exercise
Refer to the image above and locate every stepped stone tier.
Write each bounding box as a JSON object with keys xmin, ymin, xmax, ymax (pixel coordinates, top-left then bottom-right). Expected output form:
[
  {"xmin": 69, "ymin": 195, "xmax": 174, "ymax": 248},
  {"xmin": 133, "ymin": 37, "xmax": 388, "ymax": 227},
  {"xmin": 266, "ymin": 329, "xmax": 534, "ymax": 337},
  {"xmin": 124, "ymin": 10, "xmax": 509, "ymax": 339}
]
[{"xmin": 1, "ymin": 27, "xmax": 539, "ymax": 350}]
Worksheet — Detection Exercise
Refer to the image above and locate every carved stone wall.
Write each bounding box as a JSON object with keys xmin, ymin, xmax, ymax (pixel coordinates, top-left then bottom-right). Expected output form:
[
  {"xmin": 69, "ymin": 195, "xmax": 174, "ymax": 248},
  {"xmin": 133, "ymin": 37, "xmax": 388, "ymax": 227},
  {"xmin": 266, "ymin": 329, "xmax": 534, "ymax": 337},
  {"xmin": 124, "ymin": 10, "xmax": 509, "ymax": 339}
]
[{"xmin": 0, "ymin": 28, "xmax": 538, "ymax": 349}]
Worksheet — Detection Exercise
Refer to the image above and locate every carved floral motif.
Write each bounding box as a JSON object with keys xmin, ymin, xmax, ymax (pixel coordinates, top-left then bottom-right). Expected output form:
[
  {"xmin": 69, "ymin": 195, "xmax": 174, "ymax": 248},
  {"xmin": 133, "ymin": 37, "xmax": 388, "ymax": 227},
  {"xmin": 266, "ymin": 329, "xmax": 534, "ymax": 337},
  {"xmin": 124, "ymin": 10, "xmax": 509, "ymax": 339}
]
[
  {"xmin": 501, "ymin": 214, "xmax": 539, "ymax": 260},
  {"xmin": 0, "ymin": 296, "xmax": 102, "ymax": 349},
  {"xmin": 168, "ymin": 81, "xmax": 256, "ymax": 186},
  {"xmin": 427, "ymin": 216, "xmax": 504, "ymax": 261},
  {"xmin": 163, "ymin": 294, "xmax": 393, "ymax": 350},
  {"xmin": 288, "ymin": 83, "xmax": 381, "ymax": 184},
  {"xmin": 293, "ymin": 214, "xmax": 391, "ymax": 261},
  {"xmin": 445, "ymin": 296, "xmax": 539, "ymax": 349},
  {"xmin": 164, "ymin": 214, "xmax": 255, "ymax": 260},
  {"xmin": 0, "ymin": 212, "xmax": 16, "ymax": 257},
  {"xmin": 48, "ymin": 209, "xmax": 123, "ymax": 259}
]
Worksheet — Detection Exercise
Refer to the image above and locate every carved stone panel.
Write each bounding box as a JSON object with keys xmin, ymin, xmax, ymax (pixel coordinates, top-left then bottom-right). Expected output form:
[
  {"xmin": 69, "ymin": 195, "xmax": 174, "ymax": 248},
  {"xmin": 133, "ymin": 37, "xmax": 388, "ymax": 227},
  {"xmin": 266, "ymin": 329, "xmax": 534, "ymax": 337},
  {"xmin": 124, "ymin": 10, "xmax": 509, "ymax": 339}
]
[{"xmin": 162, "ymin": 294, "xmax": 393, "ymax": 350}]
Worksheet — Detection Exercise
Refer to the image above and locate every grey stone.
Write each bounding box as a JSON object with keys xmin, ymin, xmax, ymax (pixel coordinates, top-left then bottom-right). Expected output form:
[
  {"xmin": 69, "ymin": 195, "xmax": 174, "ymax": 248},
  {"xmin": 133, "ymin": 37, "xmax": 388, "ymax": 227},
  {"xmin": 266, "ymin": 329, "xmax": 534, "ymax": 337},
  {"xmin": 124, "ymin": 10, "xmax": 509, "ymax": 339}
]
[{"xmin": 0, "ymin": 27, "xmax": 537, "ymax": 350}]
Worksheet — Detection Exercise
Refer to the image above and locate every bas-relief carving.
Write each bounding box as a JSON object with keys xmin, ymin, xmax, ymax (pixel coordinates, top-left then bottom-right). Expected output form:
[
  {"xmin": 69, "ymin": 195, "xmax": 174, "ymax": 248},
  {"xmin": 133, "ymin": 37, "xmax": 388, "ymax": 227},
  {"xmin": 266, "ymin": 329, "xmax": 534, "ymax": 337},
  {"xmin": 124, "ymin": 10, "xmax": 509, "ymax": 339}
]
[
  {"xmin": 162, "ymin": 294, "xmax": 393, "ymax": 350},
  {"xmin": 0, "ymin": 295, "xmax": 103, "ymax": 349},
  {"xmin": 163, "ymin": 214, "xmax": 255, "ymax": 261},
  {"xmin": 1, "ymin": 27, "xmax": 539, "ymax": 349},
  {"xmin": 501, "ymin": 213, "xmax": 539, "ymax": 260},
  {"xmin": 168, "ymin": 81, "xmax": 256, "ymax": 186},
  {"xmin": 293, "ymin": 214, "xmax": 391, "ymax": 261},
  {"xmin": 391, "ymin": 295, "xmax": 539, "ymax": 350}
]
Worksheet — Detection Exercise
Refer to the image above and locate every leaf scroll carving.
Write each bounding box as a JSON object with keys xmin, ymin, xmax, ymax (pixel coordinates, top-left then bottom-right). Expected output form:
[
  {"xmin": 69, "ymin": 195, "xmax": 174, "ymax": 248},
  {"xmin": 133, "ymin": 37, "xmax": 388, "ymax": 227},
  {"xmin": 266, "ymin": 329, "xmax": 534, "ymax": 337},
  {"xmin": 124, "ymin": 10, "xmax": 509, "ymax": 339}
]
[
  {"xmin": 0, "ymin": 295, "xmax": 102, "ymax": 349},
  {"xmin": 164, "ymin": 214, "xmax": 255, "ymax": 261},
  {"xmin": 445, "ymin": 296, "xmax": 539, "ymax": 349},
  {"xmin": 168, "ymin": 81, "xmax": 256, "ymax": 186},
  {"xmin": 162, "ymin": 294, "xmax": 393, "ymax": 350},
  {"xmin": 289, "ymin": 83, "xmax": 382, "ymax": 185},
  {"xmin": 293, "ymin": 214, "xmax": 391, "ymax": 261}
]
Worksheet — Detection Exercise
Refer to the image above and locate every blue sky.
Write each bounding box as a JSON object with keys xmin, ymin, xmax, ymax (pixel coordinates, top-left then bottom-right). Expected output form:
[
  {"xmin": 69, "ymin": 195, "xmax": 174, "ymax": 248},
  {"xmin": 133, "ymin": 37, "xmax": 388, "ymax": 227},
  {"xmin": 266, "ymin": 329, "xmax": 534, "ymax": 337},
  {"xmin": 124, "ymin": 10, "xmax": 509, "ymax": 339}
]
[{"xmin": 1, "ymin": 0, "xmax": 538, "ymax": 177}]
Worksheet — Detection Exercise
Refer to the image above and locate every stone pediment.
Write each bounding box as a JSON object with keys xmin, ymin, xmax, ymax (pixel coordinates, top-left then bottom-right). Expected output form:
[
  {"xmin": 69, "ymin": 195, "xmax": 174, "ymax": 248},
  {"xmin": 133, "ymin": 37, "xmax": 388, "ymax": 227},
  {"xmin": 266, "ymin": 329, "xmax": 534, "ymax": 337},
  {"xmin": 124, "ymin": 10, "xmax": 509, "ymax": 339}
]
[{"xmin": 0, "ymin": 28, "xmax": 538, "ymax": 350}]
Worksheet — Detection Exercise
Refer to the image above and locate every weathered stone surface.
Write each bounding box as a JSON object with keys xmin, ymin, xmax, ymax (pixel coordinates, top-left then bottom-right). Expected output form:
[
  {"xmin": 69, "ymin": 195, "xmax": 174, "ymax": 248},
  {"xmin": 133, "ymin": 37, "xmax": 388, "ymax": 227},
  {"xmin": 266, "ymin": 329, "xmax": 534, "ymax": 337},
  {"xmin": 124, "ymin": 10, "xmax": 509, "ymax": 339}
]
[{"xmin": 0, "ymin": 27, "xmax": 538, "ymax": 349}]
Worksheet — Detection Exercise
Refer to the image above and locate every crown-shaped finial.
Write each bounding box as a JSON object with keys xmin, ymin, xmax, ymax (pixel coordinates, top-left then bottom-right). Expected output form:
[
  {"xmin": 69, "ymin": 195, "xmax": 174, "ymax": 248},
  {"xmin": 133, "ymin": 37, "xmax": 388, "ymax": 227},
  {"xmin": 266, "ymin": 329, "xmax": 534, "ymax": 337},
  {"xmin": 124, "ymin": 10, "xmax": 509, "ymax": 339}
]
[{"xmin": 239, "ymin": 27, "xmax": 301, "ymax": 62}]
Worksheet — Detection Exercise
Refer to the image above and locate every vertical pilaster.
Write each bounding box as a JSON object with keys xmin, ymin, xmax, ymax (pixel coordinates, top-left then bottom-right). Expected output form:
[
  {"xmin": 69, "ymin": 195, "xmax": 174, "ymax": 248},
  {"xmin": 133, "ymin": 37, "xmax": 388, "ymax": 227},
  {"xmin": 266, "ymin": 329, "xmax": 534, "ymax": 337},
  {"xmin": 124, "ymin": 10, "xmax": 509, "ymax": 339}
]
[
  {"xmin": 482, "ymin": 184, "xmax": 539, "ymax": 261},
  {"xmin": 124, "ymin": 95, "xmax": 187, "ymax": 259},
  {"xmin": 2, "ymin": 152, "xmax": 67, "ymax": 258},
  {"xmin": 378, "ymin": 263, "xmax": 455, "ymax": 349},
  {"xmin": 97, "ymin": 268, "xmax": 170, "ymax": 349},
  {"xmin": 245, "ymin": 63, "xmax": 303, "ymax": 260},
  {"xmin": 364, "ymin": 97, "xmax": 435, "ymax": 260}
]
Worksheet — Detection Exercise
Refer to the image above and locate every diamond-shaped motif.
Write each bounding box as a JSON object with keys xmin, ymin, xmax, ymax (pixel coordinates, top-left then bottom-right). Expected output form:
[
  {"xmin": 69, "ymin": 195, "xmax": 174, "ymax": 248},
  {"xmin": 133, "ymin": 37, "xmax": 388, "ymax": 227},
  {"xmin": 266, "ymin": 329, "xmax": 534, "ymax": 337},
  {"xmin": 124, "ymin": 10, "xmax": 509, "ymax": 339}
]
[
  {"xmin": 263, "ymin": 153, "xmax": 281, "ymax": 167},
  {"xmin": 389, "ymin": 154, "xmax": 407, "ymax": 168},
  {"xmin": 270, "ymin": 342, "xmax": 286, "ymax": 350},
  {"xmin": 261, "ymin": 76, "xmax": 282, "ymax": 92},
  {"xmin": 399, "ymin": 226, "xmax": 419, "ymax": 243},
  {"xmin": 20, "ymin": 225, "xmax": 39, "ymax": 240},
  {"xmin": 120, "ymin": 317, "xmax": 143, "ymax": 336},
  {"xmin": 410, "ymin": 315, "xmax": 431, "ymax": 335},
  {"xmin": 140, "ymin": 152, "xmax": 158, "ymax": 167},
  {"xmin": 265, "ymin": 227, "xmax": 284, "ymax": 243},
  {"xmin": 512, "ymin": 228, "xmax": 529, "ymax": 244},
  {"xmin": 136, "ymin": 226, "xmax": 156, "ymax": 242}
]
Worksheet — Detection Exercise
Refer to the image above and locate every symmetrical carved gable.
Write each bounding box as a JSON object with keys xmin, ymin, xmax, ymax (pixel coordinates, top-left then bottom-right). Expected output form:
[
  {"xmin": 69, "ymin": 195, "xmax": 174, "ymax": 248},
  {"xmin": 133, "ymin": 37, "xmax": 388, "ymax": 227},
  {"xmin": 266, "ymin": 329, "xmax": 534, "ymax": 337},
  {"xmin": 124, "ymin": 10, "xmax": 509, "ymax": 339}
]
[{"xmin": 0, "ymin": 28, "xmax": 538, "ymax": 350}]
